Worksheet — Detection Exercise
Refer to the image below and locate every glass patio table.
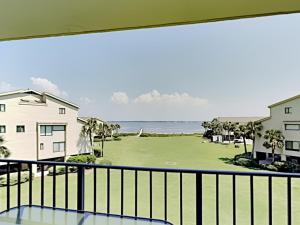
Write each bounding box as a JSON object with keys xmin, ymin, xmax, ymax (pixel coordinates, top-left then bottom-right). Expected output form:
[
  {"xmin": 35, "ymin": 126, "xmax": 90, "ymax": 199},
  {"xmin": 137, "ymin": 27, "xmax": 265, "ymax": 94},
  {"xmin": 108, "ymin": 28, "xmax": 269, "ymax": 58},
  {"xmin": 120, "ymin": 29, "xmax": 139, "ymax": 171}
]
[{"xmin": 0, "ymin": 206, "xmax": 172, "ymax": 225}]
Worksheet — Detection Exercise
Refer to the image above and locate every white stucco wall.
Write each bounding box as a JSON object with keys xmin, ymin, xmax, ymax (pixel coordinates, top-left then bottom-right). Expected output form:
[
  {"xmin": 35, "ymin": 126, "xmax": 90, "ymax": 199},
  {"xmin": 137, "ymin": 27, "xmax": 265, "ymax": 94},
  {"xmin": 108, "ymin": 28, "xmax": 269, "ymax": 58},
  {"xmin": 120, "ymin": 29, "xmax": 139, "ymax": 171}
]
[
  {"xmin": 254, "ymin": 97, "xmax": 300, "ymax": 160},
  {"xmin": 0, "ymin": 92, "xmax": 92, "ymax": 161}
]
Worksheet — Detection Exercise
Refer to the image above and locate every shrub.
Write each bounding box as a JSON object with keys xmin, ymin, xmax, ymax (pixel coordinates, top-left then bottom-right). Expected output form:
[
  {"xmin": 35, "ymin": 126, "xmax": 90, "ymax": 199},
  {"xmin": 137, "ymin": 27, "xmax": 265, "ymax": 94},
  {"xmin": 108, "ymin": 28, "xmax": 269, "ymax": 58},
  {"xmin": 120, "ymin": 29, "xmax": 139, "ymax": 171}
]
[
  {"xmin": 285, "ymin": 161, "xmax": 298, "ymax": 172},
  {"xmin": 48, "ymin": 166, "xmax": 68, "ymax": 176},
  {"xmin": 67, "ymin": 155, "xmax": 96, "ymax": 164},
  {"xmin": 112, "ymin": 135, "xmax": 122, "ymax": 141},
  {"xmin": 94, "ymin": 137, "xmax": 102, "ymax": 142},
  {"xmin": 139, "ymin": 133, "xmax": 200, "ymax": 137},
  {"xmin": 265, "ymin": 165, "xmax": 278, "ymax": 172},
  {"xmin": 69, "ymin": 167, "xmax": 78, "ymax": 173},
  {"xmin": 235, "ymin": 158, "xmax": 253, "ymax": 167},
  {"xmin": 118, "ymin": 133, "xmax": 138, "ymax": 137},
  {"xmin": 93, "ymin": 147, "xmax": 102, "ymax": 158},
  {"xmin": 273, "ymin": 161, "xmax": 298, "ymax": 172},
  {"xmin": 232, "ymin": 154, "xmax": 300, "ymax": 173},
  {"xmin": 0, "ymin": 171, "xmax": 33, "ymax": 187},
  {"xmin": 272, "ymin": 161, "xmax": 286, "ymax": 171},
  {"xmin": 203, "ymin": 130, "xmax": 213, "ymax": 140},
  {"xmin": 234, "ymin": 153, "xmax": 251, "ymax": 161}
]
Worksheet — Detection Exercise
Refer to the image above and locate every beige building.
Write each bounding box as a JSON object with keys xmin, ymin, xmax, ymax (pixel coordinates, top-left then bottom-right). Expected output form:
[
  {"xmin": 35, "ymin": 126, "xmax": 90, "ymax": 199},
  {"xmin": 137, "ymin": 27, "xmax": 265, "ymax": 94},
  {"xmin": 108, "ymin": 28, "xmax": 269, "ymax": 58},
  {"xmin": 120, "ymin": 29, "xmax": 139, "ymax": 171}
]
[
  {"xmin": 0, "ymin": 89, "xmax": 93, "ymax": 169},
  {"xmin": 254, "ymin": 94, "xmax": 300, "ymax": 163}
]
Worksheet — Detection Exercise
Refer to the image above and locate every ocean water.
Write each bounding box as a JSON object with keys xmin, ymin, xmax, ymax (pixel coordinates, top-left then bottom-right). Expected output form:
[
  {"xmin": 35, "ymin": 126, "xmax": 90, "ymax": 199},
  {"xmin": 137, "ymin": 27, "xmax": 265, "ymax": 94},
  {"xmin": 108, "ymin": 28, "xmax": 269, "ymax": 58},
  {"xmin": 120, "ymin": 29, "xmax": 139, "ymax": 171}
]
[{"xmin": 109, "ymin": 121, "xmax": 204, "ymax": 134}]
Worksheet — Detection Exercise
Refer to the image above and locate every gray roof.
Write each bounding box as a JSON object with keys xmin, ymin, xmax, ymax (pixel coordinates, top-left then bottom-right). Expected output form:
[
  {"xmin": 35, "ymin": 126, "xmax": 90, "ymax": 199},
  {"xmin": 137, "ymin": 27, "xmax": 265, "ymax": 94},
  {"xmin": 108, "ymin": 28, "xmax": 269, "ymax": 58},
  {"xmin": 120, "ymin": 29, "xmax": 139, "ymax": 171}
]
[
  {"xmin": 268, "ymin": 94, "xmax": 300, "ymax": 108},
  {"xmin": 78, "ymin": 117, "xmax": 104, "ymax": 123},
  {"xmin": 215, "ymin": 117, "xmax": 265, "ymax": 124},
  {"xmin": 0, "ymin": 89, "xmax": 79, "ymax": 109}
]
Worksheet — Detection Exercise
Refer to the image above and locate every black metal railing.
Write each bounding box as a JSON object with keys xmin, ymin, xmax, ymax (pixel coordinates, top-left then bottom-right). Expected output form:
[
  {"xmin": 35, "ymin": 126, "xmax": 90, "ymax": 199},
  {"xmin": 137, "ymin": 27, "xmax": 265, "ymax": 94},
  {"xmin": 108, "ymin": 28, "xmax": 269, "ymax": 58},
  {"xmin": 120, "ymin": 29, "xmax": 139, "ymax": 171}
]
[{"xmin": 0, "ymin": 159, "xmax": 299, "ymax": 225}]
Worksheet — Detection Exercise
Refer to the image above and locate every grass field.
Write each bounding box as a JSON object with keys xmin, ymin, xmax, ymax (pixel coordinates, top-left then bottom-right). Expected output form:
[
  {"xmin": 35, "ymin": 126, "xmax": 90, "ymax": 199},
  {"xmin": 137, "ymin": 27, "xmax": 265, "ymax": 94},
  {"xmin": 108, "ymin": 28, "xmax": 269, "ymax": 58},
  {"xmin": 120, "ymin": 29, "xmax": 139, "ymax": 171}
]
[{"xmin": 1, "ymin": 136, "xmax": 299, "ymax": 225}]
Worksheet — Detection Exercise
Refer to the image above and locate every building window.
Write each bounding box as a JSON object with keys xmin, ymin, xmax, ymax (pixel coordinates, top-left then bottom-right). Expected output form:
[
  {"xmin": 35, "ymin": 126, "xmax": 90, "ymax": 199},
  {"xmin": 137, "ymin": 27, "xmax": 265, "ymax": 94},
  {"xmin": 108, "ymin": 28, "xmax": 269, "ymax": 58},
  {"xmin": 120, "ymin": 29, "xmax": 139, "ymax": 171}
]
[
  {"xmin": 0, "ymin": 104, "xmax": 5, "ymax": 112},
  {"xmin": 16, "ymin": 125, "xmax": 25, "ymax": 133},
  {"xmin": 59, "ymin": 108, "xmax": 66, "ymax": 114},
  {"xmin": 40, "ymin": 125, "xmax": 53, "ymax": 136},
  {"xmin": 52, "ymin": 125, "xmax": 65, "ymax": 131},
  {"xmin": 285, "ymin": 124, "xmax": 300, "ymax": 130},
  {"xmin": 53, "ymin": 142, "xmax": 65, "ymax": 152},
  {"xmin": 0, "ymin": 126, "xmax": 6, "ymax": 133},
  {"xmin": 40, "ymin": 125, "xmax": 65, "ymax": 136},
  {"xmin": 285, "ymin": 141, "xmax": 300, "ymax": 151},
  {"xmin": 285, "ymin": 107, "xmax": 292, "ymax": 114},
  {"xmin": 40, "ymin": 143, "xmax": 44, "ymax": 150}
]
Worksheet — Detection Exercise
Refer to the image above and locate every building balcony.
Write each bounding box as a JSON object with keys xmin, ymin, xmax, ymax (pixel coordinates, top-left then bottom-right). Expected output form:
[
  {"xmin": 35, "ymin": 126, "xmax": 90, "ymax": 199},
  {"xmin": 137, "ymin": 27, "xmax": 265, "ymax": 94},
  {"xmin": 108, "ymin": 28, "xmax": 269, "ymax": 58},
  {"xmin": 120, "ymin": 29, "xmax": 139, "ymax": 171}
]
[{"xmin": 0, "ymin": 159, "xmax": 298, "ymax": 225}]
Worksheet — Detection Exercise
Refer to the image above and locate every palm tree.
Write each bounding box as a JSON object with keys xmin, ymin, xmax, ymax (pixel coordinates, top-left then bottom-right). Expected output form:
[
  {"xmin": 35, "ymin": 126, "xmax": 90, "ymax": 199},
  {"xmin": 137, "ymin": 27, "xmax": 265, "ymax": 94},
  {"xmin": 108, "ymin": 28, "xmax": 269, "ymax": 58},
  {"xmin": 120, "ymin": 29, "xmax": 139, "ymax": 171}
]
[
  {"xmin": 246, "ymin": 121, "xmax": 263, "ymax": 158},
  {"xmin": 109, "ymin": 123, "xmax": 121, "ymax": 137},
  {"xmin": 222, "ymin": 122, "xmax": 232, "ymax": 143},
  {"xmin": 0, "ymin": 136, "xmax": 10, "ymax": 158},
  {"xmin": 235, "ymin": 125, "xmax": 248, "ymax": 154},
  {"xmin": 201, "ymin": 121, "xmax": 210, "ymax": 133},
  {"xmin": 114, "ymin": 124, "xmax": 121, "ymax": 134},
  {"xmin": 97, "ymin": 122, "xmax": 110, "ymax": 157},
  {"xmin": 263, "ymin": 129, "xmax": 285, "ymax": 162},
  {"xmin": 81, "ymin": 118, "xmax": 98, "ymax": 153},
  {"xmin": 211, "ymin": 121, "xmax": 223, "ymax": 135},
  {"xmin": 229, "ymin": 123, "xmax": 239, "ymax": 141}
]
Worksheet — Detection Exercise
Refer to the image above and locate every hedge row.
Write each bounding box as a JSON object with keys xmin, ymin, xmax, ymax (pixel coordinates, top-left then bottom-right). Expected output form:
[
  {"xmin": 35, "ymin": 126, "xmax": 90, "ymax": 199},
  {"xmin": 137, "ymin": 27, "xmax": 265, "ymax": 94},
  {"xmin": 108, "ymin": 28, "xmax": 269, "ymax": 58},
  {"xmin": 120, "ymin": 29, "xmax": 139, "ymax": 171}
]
[
  {"xmin": 139, "ymin": 133, "xmax": 201, "ymax": 137},
  {"xmin": 48, "ymin": 166, "xmax": 78, "ymax": 176},
  {"xmin": 0, "ymin": 171, "xmax": 33, "ymax": 187},
  {"xmin": 118, "ymin": 133, "xmax": 138, "ymax": 137},
  {"xmin": 233, "ymin": 153, "xmax": 299, "ymax": 172},
  {"xmin": 67, "ymin": 155, "xmax": 96, "ymax": 164}
]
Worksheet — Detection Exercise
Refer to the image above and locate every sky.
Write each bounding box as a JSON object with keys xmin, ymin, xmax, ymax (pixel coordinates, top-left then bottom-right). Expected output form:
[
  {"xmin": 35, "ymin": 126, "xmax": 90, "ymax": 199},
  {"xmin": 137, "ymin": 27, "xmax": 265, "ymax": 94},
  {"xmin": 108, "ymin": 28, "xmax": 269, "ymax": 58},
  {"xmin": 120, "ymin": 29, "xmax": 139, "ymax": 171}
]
[{"xmin": 1, "ymin": 14, "xmax": 300, "ymax": 121}]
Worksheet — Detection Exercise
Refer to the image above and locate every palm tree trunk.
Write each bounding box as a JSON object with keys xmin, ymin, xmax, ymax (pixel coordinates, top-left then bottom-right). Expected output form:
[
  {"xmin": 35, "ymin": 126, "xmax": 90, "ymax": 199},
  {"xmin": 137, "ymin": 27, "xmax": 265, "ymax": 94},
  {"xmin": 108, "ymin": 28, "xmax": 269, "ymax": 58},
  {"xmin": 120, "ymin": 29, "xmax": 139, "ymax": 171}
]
[
  {"xmin": 101, "ymin": 136, "xmax": 104, "ymax": 157},
  {"xmin": 89, "ymin": 132, "xmax": 94, "ymax": 155},
  {"xmin": 272, "ymin": 147, "xmax": 275, "ymax": 162},
  {"xmin": 251, "ymin": 137, "xmax": 256, "ymax": 159},
  {"xmin": 243, "ymin": 136, "xmax": 247, "ymax": 154}
]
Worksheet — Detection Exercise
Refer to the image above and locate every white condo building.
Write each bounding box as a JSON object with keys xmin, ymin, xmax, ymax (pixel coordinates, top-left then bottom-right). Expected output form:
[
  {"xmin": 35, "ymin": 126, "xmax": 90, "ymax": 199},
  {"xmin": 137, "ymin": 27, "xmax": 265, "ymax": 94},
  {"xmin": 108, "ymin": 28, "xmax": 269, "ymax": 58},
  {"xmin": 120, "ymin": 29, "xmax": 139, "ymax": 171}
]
[
  {"xmin": 0, "ymin": 89, "xmax": 94, "ymax": 170},
  {"xmin": 254, "ymin": 94, "xmax": 300, "ymax": 163}
]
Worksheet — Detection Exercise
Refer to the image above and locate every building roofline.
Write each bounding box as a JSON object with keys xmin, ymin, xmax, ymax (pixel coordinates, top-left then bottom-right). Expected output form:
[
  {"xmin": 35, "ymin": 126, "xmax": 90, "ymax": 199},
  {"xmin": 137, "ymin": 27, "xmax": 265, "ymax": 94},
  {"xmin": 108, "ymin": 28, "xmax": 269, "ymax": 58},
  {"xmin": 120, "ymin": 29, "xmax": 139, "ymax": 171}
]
[
  {"xmin": 78, "ymin": 117, "xmax": 104, "ymax": 123},
  {"xmin": 44, "ymin": 92, "xmax": 79, "ymax": 109},
  {"xmin": 0, "ymin": 89, "xmax": 79, "ymax": 109},
  {"xmin": 77, "ymin": 118, "xmax": 87, "ymax": 123},
  {"xmin": 216, "ymin": 116, "xmax": 264, "ymax": 119},
  {"xmin": 256, "ymin": 117, "xmax": 271, "ymax": 123},
  {"xmin": 0, "ymin": 89, "xmax": 42, "ymax": 97},
  {"xmin": 268, "ymin": 94, "xmax": 300, "ymax": 108},
  {"xmin": 214, "ymin": 116, "xmax": 265, "ymax": 123}
]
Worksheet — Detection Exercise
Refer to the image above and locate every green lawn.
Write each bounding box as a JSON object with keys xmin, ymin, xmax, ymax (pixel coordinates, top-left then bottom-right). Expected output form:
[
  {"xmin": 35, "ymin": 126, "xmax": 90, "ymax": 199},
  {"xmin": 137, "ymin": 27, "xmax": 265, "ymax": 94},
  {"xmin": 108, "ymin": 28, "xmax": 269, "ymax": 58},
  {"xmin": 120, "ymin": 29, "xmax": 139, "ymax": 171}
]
[{"xmin": 1, "ymin": 136, "xmax": 299, "ymax": 225}]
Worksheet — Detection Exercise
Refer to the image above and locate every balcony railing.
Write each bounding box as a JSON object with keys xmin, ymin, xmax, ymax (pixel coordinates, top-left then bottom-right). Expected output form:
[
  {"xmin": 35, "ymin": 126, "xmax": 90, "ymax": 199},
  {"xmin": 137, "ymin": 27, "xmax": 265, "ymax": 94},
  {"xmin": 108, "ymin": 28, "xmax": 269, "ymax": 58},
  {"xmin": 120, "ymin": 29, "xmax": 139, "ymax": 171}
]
[{"xmin": 0, "ymin": 159, "xmax": 299, "ymax": 225}]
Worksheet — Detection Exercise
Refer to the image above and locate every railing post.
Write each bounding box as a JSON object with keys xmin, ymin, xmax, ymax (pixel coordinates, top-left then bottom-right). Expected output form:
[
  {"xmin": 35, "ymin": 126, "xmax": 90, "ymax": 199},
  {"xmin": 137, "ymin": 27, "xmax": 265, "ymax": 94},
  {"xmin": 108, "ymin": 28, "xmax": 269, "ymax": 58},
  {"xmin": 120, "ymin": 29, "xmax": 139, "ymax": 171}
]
[
  {"xmin": 196, "ymin": 173, "xmax": 202, "ymax": 225},
  {"xmin": 287, "ymin": 177, "xmax": 292, "ymax": 225},
  {"xmin": 77, "ymin": 166, "xmax": 85, "ymax": 211},
  {"xmin": 6, "ymin": 162, "xmax": 10, "ymax": 211}
]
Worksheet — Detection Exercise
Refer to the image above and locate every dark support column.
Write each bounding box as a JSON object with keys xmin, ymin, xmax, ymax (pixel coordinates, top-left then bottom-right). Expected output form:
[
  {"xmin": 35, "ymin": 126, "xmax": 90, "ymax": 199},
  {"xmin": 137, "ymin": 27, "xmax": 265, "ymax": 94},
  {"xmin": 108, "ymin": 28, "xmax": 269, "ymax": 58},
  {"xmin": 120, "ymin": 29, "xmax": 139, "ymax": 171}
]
[
  {"xmin": 196, "ymin": 173, "xmax": 202, "ymax": 225},
  {"xmin": 77, "ymin": 166, "xmax": 85, "ymax": 211}
]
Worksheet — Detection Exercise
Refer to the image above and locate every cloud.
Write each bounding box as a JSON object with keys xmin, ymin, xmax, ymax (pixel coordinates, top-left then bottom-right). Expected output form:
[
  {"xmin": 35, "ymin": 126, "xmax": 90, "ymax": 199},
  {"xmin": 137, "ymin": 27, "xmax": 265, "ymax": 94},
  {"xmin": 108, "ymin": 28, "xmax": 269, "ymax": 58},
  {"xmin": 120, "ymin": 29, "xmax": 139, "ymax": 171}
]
[
  {"xmin": 0, "ymin": 82, "xmax": 15, "ymax": 92},
  {"xmin": 80, "ymin": 97, "xmax": 93, "ymax": 104},
  {"xmin": 133, "ymin": 90, "xmax": 208, "ymax": 107},
  {"xmin": 111, "ymin": 92, "xmax": 129, "ymax": 104},
  {"xmin": 107, "ymin": 90, "xmax": 209, "ymax": 121},
  {"xmin": 30, "ymin": 77, "xmax": 68, "ymax": 98}
]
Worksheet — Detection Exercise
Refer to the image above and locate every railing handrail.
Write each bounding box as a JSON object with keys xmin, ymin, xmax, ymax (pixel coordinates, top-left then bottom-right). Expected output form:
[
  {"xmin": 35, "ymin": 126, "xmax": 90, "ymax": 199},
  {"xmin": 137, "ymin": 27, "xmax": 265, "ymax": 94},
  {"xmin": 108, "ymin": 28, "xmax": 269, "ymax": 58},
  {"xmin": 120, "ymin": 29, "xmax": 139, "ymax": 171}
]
[{"xmin": 0, "ymin": 158, "xmax": 300, "ymax": 177}]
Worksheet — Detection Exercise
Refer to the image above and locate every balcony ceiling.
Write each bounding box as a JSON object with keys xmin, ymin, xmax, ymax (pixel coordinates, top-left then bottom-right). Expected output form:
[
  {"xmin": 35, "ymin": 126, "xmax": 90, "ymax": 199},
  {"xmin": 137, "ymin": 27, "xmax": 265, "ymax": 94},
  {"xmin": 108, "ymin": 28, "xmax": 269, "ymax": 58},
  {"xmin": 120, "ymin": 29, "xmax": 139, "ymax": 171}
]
[{"xmin": 1, "ymin": 0, "xmax": 300, "ymax": 41}]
